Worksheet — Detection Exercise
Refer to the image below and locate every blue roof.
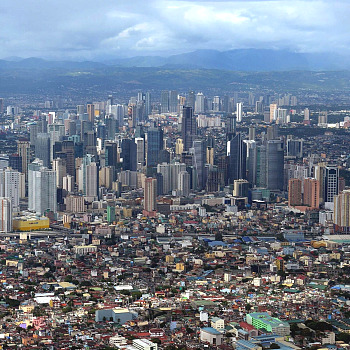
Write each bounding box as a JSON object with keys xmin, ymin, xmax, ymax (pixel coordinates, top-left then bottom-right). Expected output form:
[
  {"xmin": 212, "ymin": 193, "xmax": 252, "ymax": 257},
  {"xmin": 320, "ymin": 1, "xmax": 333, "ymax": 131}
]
[{"xmin": 201, "ymin": 327, "xmax": 222, "ymax": 335}]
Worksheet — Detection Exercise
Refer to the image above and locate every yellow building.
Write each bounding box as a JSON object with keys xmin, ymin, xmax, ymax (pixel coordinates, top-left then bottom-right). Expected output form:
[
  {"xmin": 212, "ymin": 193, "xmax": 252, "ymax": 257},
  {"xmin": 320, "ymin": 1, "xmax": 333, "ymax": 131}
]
[
  {"xmin": 176, "ymin": 263, "xmax": 185, "ymax": 271},
  {"xmin": 13, "ymin": 217, "xmax": 50, "ymax": 231}
]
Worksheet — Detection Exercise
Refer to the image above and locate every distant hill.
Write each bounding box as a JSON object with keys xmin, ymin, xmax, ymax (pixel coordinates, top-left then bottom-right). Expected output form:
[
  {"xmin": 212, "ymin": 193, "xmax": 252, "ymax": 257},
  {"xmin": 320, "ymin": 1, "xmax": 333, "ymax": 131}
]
[
  {"xmin": 104, "ymin": 49, "xmax": 348, "ymax": 71},
  {"xmin": 0, "ymin": 49, "xmax": 348, "ymax": 71}
]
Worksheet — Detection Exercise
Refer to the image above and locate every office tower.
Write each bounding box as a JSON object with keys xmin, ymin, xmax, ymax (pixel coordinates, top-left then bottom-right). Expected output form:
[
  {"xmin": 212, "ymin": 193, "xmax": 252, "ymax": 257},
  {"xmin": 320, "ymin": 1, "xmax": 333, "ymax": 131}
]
[
  {"xmin": 304, "ymin": 108, "xmax": 310, "ymax": 121},
  {"xmin": 169, "ymin": 90, "xmax": 178, "ymax": 113},
  {"xmin": 77, "ymin": 104, "xmax": 85, "ymax": 118},
  {"xmin": 35, "ymin": 133, "xmax": 51, "ymax": 168},
  {"xmin": 269, "ymin": 103, "xmax": 277, "ymax": 123},
  {"xmin": 87, "ymin": 103, "xmax": 95, "ymax": 123},
  {"xmin": 0, "ymin": 98, "xmax": 3, "ymax": 114},
  {"xmin": 48, "ymin": 124, "xmax": 65, "ymax": 161},
  {"xmin": 288, "ymin": 179, "xmax": 302, "ymax": 207},
  {"xmin": 186, "ymin": 91, "xmax": 195, "ymax": 110},
  {"xmin": 181, "ymin": 107, "xmax": 197, "ymax": 152},
  {"xmin": 104, "ymin": 141, "xmax": 118, "ymax": 168},
  {"xmin": 9, "ymin": 154, "xmax": 22, "ymax": 173},
  {"xmin": 145, "ymin": 92, "xmax": 151, "ymax": 116},
  {"xmin": 0, "ymin": 198, "xmax": 12, "ymax": 232},
  {"xmin": 170, "ymin": 162, "xmax": 187, "ymax": 191},
  {"xmin": 121, "ymin": 138, "xmax": 137, "ymax": 171},
  {"xmin": 135, "ymin": 138, "xmax": 145, "ymax": 169},
  {"xmin": 206, "ymin": 165, "xmax": 221, "ymax": 192},
  {"xmin": 78, "ymin": 155, "xmax": 98, "ymax": 200},
  {"xmin": 143, "ymin": 177, "xmax": 157, "ymax": 216},
  {"xmin": 233, "ymin": 179, "xmax": 249, "ymax": 197},
  {"xmin": 323, "ymin": 166, "xmax": 339, "ymax": 204},
  {"xmin": 236, "ymin": 102, "xmax": 243, "ymax": 122},
  {"xmin": 28, "ymin": 160, "xmax": 57, "ymax": 215},
  {"xmin": 207, "ymin": 146, "xmax": 214, "ymax": 165},
  {"xmin": 226, "ymin": 114, "xmax": 237, "ymax": 138},
  {"xmin": 146, "ymin": 126, "xmax": 163, "ymax": 171},
  {"xmin": 105, "ymin": 115, "xmax": 118, "ymax": 140},
  {"xmin": 222, "ymin": 96, "xmax": 229, "ymax": 113},
  {"xmin": 178, "ymin": 171, "xmax": 190, "ymax": 197},
  {"xmin": 53, "ymin": 140, "xmax": 75, "ymax": 178},
  {"xmin": 195, "ymin": 93, "xmax": 205, "ymax": 113},
  {"xmin": 334, "ymin": 190, "xmax": 350, "ymax": 233},
  {"xmin": 63, "ymin": 175, "xmax": 74, "ymax": 192},
  {"xmin": 160, "ymin": 90, "xmax": 169, "ymax": 113},
  {"xmin": 176, "ymin": 139, "xmax": 184, "ymax": 155},
  {"xmin": 227, "ymin": 133, "xmax": 247, "ymax": 185},
  {"xmin": 83, "ymin": 130, "xmax": 97, "ymax": 157},
  {"xmin": 255, "ymin": 100, "xmax": 264, "ymax": 114},
  {"xmin": 245, "ymin": 140, "xmax": 257, "ymax": 186},
  {"xmin": 17, "ymin": 140, "xmax": 30, "ymax": 179},
  {"xmin": 52, "ymin": 158, "xmax": 67, "ymax": 189},
  {"xmin": 266, "ymin": 140, "xmax": 284, "ymax": 191},
  {"xmin": 99, "ymin": 166, "xmax": 114, "ymax": 189},
  {"xmin": 249, "ymin": 126, "xmax": 256, "ymax": 141},
  {"xmin": 191, "ymin": 140, "xmax": 206, "ymax": 190},
  {"xmin": 157, "ymin": 163, "xmax": 171, "ymax": 194},
  {"xmin": 212, "ymin": 96, "xmax": 220, "ymax": 112},
  {"xmin": 287, "ymin": 138, "xmax": 303, "ymax": 158},
  {"xmin": 303, "ymin": 178, "xmax": 320, "ymax": 209}
]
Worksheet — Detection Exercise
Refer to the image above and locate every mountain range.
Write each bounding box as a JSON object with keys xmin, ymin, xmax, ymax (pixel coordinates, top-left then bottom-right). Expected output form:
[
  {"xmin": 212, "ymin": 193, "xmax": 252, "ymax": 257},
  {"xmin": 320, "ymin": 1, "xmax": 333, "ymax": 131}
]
[{"xmin": 0, "ymin": 49, "xmax": 348, "ymax": 71}]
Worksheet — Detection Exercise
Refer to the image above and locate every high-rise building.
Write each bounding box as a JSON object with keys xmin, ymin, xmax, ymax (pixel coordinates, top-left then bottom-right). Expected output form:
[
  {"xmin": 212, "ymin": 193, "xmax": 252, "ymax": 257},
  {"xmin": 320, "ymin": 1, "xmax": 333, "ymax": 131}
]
[
  {"xmin": 191, "ymin": 140, "xmax": 206, "ymax": 190},
  {"xmin": 186, "ymin": 91, "xmax": 195, "ymax": 110},
  {"xmin": 287, "ymin": 138, "xmax": 303, "ymax": 158},
  {"xmin": 160, "ymin": 90, "xmax": 169, "ymax": 113},
  {"xmin": 17, "ymin": 140, "xmax": 30, "ymax": 179},
  {"xmin": 121, "ymin": 138, "xmax": 137, "ymax": 171},
  {"xmin": 28, "ymin": 160, "xmax": 57, "ymax": 215},
  {"xmin": 236, "ymin": 102, "xmax": 243, "ymax": 122},
  {"xmin": 178, "ymin": 171, "xmax": 190, "ymax": 197},
  {"xmin": 288, "ymin": 178, "xmax": 302, "ymax": 207},
  {"xmin": 146, "ymin": 126, "xmax": 163, "ymax": 171},
  {"xmin": 0, "ymin": 98, "xmax": 4, "ymax": 114},
  {"xmin": 233, "ymin": 179, "xmax": 249, "ymax": 197},
  {"xmin": 195, "ymin": 93, "xmax": 205, "ymax": 114},
  {"xmin": 52, "ymin": 158, "xmax": 67, "ymax": 189},
  {"xmin": 303, "ymin": 178, "xmax": 320, "ymax": 209},
  {"xmin": 0, "ymin": 198, "xmax": 12, "ymax": 232},
  {"xmin": 169, "ymin": 90, "xmax": 178, "ymax": 113},
  {"xmin": 269, "ymin": 103, "xmax": 278, "ymax": 123},
  {"xmin": 87, "ymin": 103, "xmax": 95, "ymax": 123},
  {"xmin": 143, "ymin": 177, "xmax": 157, "ymax": 216},
  {"xmin": 304, "ymin": 108, "xmax": 310, "ymax": 122},
  {"xmin": 0, "ymin": 168, "xmax": 20, "ymax": 212},
  {"xmin": 323, "ymin": 166, "xmax": 339, "ymax": 204},
  {"xmin": 266, "ymin": 140, "xmax": 284, "ymax": 191},
  {"xmin": 145, "ymin": 92, "xmax": 152, "ymax": 116},
  {"xmin": 334, "ymin": 190, "xmax": 350, "ymax": 233},
  {"xmin": 35, "ymin": 133, "xmax": 51, "ymax": 168},
  {"xmin": 181, "ymin": 107, "xmax": 197, "ymax": 152},
  {"xmin": 227, "ymin": 133, "xmax": 247, "ymax": 185}
]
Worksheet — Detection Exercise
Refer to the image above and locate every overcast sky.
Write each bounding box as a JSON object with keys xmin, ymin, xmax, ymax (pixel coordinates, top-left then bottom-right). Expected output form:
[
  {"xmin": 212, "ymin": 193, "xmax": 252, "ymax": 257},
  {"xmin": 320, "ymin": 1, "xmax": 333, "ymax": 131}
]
[{"xmin": 1, "ymin": 0, "xmax": 349, "ymax": 60}]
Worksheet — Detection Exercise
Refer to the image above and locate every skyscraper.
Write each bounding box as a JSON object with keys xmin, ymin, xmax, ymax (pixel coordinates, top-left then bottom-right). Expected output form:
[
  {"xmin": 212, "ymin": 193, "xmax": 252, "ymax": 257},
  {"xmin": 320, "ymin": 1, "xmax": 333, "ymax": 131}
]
[
  {"xmin": 236, "ymin": 102, "xmax": 243, "ymax": 122},
  {"xmin": 269, "ymin": 103, "xmax": 278, "ymax": 123},
  {"xmin": 87, "ymin": 103, "xmax": 95, "ymax": 123},
  {"xmin": 0, "ymin": 198, "xmax": 12, "ymax": 232},
  {"xmin": 181, "ymin": 107, "xmax": 197, "ymax": 152},
  {"xmin": 178, "ymin": 171, "xmax": 190, "ymax": 197},
  {"xmin": 143, "ymin": 177, "xmax": 157, "ymax": 216},
  {"xmin": 17, "ymin": 140, "xmax": 30, "ymax": 179},
  {"xmin": 121, "ymin": 138, "xmax": 137, "ymax": 171},
  {"xmin": 169, "ymin": 90, "xmax": 178, "ymax": 113},
  {"xmin": 266, "ymin": 140, "xmax": 284, "ymax": 191},
  {"xmin": 146, "ymin": 126, "xmax": 163, "ymax": 171},
  {"xmin": 288, "ymin": 178, "xmax": 302, "ymax": 207},
  {"xmin": 226, "ymin": 133, "xmax": 247, "ymax": 185},
  {"xmin": 0, "ymin": 168, "xmax": 20, "ymax": 212},
  {"xmin": 195, "ymin": 93, "xmax": 205, "ymax": 113},
  {"xmin": 35, "ymin": 133, "xmax": 51, "ymax": 168},
  {"xmin": 28, "ymin": 160, "xmax": 57, "ymax": 215},
  {"xmin": 323, "ymin": 166, "xmax": 339, "ymax": 204},
  {"xmin": 191, "ymin": 140, "xmax": 206, "ymax": 190},
  {"xmin": 334, "ymin": 190, "xmax": 350, "ymax": 233},
  {"xmin": 303, "ymin": 178, "xmax": 320, "ymax": 209},
  {"xmin": 160, "ymin": 90, "xmax": 169, "ymax": 113}
]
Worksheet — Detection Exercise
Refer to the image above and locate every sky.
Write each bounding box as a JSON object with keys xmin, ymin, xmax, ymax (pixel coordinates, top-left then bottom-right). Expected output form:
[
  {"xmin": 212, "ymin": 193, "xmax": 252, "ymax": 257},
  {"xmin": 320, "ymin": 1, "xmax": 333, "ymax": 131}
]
[{"xmin": 1, "ymin": 0, "xmax": 349, "ymax": 60}]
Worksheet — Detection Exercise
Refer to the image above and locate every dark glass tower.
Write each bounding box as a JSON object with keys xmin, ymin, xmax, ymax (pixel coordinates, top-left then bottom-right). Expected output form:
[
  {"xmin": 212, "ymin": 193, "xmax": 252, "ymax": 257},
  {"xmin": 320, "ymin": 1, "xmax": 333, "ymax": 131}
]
[{"xmin": 181, "ymin": 106, "xmax": 197, "ymax": 152}]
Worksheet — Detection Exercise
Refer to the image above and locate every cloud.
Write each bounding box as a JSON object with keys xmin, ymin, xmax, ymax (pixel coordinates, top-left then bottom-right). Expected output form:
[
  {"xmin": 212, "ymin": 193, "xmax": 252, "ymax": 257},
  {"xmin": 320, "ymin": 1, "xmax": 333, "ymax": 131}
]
[{"xmin": 0, "ymin": 0, "xmax": 349, "ymax": 59}]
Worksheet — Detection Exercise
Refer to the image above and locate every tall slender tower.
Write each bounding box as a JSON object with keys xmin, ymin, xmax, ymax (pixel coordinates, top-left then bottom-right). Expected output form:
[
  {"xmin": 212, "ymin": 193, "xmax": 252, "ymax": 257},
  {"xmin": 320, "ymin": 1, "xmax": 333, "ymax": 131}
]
[
  {"xmin": 0, "ymin": 198, "xmax": 12, "ymax": 232},
  {"xmin": 143, "ymin": 177, "xmax": 157, "ymax": 216},
  {"xmin": 181, "ymin": 107, "xmax": 197, "ymax": 152}
]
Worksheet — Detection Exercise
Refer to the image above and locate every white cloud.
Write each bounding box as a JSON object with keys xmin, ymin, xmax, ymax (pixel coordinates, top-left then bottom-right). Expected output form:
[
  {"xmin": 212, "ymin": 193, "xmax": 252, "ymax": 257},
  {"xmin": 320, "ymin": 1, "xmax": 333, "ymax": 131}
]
[{"xmin": 0, "ymin": 0, "xmax": 349, "ymax": 59}]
